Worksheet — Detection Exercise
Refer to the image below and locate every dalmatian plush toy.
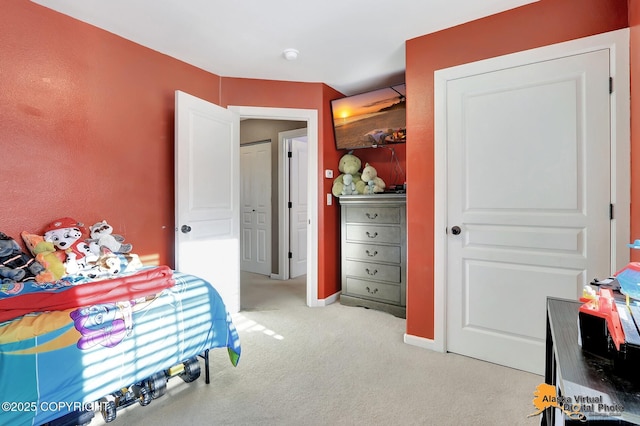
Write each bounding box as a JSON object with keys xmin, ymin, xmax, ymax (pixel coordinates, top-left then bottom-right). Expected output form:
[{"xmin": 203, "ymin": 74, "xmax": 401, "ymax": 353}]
[{"xmin": 43, "ymin": 217, "xmax": 94, "ymax": 275}]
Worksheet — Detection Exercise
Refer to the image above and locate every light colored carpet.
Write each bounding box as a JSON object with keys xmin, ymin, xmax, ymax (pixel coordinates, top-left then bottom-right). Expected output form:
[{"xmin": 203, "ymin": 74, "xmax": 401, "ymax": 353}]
[{"xmin": 92, "ymin": 272, "xmax": 543, "ymax": 425}]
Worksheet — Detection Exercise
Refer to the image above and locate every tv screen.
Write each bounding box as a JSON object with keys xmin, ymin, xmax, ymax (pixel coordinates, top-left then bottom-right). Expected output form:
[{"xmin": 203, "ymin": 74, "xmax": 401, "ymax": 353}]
[{"xmin": 331, "ymin": 83, "xmax": 406, "ymax": 150}]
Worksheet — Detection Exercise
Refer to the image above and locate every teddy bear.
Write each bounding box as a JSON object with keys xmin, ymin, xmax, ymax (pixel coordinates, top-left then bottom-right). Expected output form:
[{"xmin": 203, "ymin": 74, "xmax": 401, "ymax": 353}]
[
  {"xmin": 87, "ymin": 220, "xmax": 133, "ymax": 254},
  {"xmin": 43, "ymin": 217, "xmax": 94, "ymax": 275},
  {"xmin": 341, "ymin": 173, "xmax": 357, "ymax": 195},
  {"xmin": 21, "ymin": 232, "xmax": 66, "ymax": 282},
  {"xmin": 0, "ymin": 232, "xmax": 47, "ymax": 283},
  {"xmin": 333, "ymin": 172, "xmax": 363, "ymax": 197},
  {"xmin": 357, "ymin": 162, "xmax": 386, "ymax": 194},
  {"xmin": 332, "ymin": 152, "xmax": 364, "ymax": 197}
]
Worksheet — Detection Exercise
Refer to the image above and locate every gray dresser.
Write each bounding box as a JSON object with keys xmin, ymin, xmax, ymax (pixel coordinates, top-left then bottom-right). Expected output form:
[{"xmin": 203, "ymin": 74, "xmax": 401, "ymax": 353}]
[{"xmin": 339, "ymin": 193, "xmax": 406, "ymax": 318}]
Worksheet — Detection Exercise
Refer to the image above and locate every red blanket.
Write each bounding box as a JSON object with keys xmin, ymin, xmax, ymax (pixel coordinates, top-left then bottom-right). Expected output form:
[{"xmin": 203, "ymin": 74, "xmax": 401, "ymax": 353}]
[{"xmin": 0, "ymin": 266, "xmax": 175, "ymax": 322}]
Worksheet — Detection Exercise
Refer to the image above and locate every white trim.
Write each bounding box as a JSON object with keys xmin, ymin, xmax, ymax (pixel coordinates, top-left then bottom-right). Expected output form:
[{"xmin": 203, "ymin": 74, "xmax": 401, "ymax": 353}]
[
  {"xmin": 403, "ymin": 333, "xmax": 441, "ymax": 352},
  {"xmin": 318, "ymin": 291, "xmax": 340, "ymax": 306},
  {"xmin": 278, "ymin": 131, "xmax": 291, "ymax": 282},
  {"xmin": 229, "ymin": 106, "xmax": 320, "ymax": 308},
  {"xmin": 433, "ymin": 29, "xmax": 630, "ymax": 355}
]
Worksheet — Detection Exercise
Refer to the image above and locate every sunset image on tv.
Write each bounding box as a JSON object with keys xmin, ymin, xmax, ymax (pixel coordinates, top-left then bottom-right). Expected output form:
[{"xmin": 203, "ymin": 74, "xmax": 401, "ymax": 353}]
[{"xmin": 331, "ymin": 84, "xmax": 406, "ymax": 150}]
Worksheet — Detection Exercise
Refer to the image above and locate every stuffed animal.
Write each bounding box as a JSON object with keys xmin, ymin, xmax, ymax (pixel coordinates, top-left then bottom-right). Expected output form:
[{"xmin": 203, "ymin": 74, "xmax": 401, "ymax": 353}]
[
  {"xmin": 21, "ymin": 232, "xmax": 66, "ymax": 282},
  {"xmin": 88, "ymin": 220, "xmax": 133, "ymax": 254},
  {"xmin": 358, "ymin": 162, "xmax": 386, "ymax": 194},
  {"xmin": 0, "ymin": 232, "xmax": 46, "ymax": 282},
  {"xmin": 43, "ymin": 217, "xmax": 93, "ymax": 275},
  {"xmin": 81, "ymin": 247, "xmax": 143, "ymax": 279},
  {"xmin": 338, "ymin": 153, "xmax": 362, "ymax": 175},
  {"xmin": 332, "ymin": 172, "xmax": 363, "ymax": 197},
  {"xmin": 332, "ymin": 153, "xmax": 364, "ymax": 196},
  {"xmin": 341, "ymin": 173, "xmax": 356, "ymax": 195}
]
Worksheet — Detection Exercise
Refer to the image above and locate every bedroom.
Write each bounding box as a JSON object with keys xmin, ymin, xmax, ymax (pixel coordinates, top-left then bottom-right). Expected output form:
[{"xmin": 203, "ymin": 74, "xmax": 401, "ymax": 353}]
[{"xmin": 1, "ymin": 0, "xmax": 639, "ymax": 423}]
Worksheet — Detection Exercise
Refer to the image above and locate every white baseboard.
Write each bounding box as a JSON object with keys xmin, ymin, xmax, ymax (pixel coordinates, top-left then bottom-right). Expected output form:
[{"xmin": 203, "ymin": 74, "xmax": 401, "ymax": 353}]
[
  {"xmin": 315, "ymin": 291, "xmax": 340, "ymax": 306},
  {"xmin": 404, "ymin": 333, "xmax": 444, "ymax": 353}
]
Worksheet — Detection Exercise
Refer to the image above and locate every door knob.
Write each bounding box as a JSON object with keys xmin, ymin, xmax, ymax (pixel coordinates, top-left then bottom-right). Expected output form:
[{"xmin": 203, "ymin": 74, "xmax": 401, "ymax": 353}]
[
  {"xmin": 450, "ymin": 226, "xmax": 461, "ymax": 235},
  {"xmin": 181, "ymin": 224, "xmax": 192, "ymax": 234}
]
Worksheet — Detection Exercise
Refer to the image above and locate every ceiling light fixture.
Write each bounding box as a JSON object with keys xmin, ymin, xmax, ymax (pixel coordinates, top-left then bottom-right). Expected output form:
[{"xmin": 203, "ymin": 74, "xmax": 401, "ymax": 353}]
[{"xmin": 282, "ymin": 49, "xmax": 299, "ymax": 61}]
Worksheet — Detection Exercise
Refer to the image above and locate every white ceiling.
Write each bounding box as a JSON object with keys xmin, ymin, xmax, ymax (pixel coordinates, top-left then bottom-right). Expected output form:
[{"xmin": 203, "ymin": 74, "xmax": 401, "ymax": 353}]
[{"xmin": 31, "ymin": 0, "xmax": 537, "ymax": 95}]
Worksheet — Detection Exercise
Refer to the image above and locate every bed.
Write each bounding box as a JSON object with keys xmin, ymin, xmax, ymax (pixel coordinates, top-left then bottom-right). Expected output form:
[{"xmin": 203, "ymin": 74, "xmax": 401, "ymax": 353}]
[{"xmin": 0, "ymin": 265, "xmax": 241, "ymax": 426}]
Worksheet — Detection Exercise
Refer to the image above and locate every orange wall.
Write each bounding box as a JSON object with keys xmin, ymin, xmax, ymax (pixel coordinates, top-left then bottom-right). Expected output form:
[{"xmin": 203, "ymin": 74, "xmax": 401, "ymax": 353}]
[
  {"xmin": 630, "ymin": 0, "xmax": 640, "ymax": 261},
  {"xmin": 1, "ymin": 1, "xmax": 227, "ymax": 266},
  {"xmin": 405, "ymin": 0, "xmax": 629, "ymax": 339}
]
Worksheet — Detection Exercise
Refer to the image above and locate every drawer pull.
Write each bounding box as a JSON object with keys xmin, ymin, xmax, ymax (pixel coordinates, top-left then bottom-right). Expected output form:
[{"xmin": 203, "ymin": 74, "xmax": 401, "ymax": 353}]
[
  {"xmin": 365, "ymin": 212, "xmax": 378, "ymax": 219},
  {"xmin": 365, "ymin": 268, "xmax": 378, "ymax": 276},
  {"xmin": 365, "ymin": 250, "xmax": 378, "ymax": 257},
  {"xmin": 365, "ymin": 286, "xmax": 379, "ymax": 294},
  {"xmin": 366, "ymin": 231, "xmax": 378, "ymax": 239}
]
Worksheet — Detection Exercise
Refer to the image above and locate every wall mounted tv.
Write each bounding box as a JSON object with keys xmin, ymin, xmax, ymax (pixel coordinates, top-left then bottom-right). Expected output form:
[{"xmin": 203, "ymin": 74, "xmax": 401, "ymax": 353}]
[{"xmin": 331, "ymin": 83, "xmax": 406, "ymax": 150}]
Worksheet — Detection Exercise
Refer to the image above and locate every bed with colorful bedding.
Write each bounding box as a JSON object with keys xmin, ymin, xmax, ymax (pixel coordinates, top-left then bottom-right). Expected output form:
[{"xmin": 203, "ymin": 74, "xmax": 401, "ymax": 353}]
[{"xmin": 0, "ymin": 265, "xmax": 241, "ymax": 426}]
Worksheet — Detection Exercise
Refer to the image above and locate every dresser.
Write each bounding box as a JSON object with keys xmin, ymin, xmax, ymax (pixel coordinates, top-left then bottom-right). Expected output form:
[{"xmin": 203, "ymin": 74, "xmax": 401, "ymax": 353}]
[{"xmin": 339, "ymin": 193, "xmax": 406, "ymax": 318}]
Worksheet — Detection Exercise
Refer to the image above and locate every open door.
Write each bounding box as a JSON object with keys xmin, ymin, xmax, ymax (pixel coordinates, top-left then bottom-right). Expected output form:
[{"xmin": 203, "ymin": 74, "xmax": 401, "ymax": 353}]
[
  {"xmin": 175, "ymin": 90, "xmax": 240, "ymax": 314},
  {"xmin": 289, "ymin": 133, "xmax": 308, "ymax": 279}
]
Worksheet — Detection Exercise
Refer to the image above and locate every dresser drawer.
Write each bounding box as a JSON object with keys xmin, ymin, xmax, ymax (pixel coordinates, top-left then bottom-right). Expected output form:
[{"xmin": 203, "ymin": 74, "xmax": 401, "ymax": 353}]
[
  {"xmin": 343, "ymin": 242, "xmax": 401, "ymax": 263},
  {"xmin": 345, "ymin": 260, "xmax": 400, "ymax": 283},
  {"xmin": 345, "ymin": 206, "xmax": 400, "ymax": 224},
  {"xmin": 345, "ymin": 224, "xmax": 400, "ymax": 244},
  {"xmin": 344, "ymin": 278, "xmax": 401, "ymax": 304}
]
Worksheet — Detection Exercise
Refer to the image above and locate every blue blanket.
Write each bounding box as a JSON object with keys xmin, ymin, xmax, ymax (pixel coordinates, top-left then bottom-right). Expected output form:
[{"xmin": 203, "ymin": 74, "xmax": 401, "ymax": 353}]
[{"xmin": 0, "ymin": 271, "xmax": 241, "ymax": 426}]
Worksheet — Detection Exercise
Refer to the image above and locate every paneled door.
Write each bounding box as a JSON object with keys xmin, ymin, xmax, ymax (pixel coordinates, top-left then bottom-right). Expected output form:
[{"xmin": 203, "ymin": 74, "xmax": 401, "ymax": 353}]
[
  {"xmin": 240, "ymin": 141, "xmax": 271, "ymax": 275},
  {"xmin": 175, "ymin": 90, "xmax": 240, "ymax": 314},
  {"xmin": 289, "ymin": 135, "xmax": 308, "ymax": 278},
  {"xmin": 445, "ymin": 49, "xmax": 611, "ymax": 374}
]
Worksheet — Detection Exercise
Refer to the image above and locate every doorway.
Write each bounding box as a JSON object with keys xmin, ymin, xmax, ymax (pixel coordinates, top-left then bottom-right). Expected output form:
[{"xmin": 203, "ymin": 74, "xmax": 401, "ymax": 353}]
[
  {"xmin": 230, "ymin": 106, "xmax": 321, "ymax": 308},
  {"xmin": 279, "ymin": 128, "xmax": 308, "ymax": 280}
]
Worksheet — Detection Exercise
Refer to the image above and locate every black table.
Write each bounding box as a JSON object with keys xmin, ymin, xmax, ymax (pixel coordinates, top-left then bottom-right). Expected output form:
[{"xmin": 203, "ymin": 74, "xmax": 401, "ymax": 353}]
[{"xmin": 544, "ymin": 297, "xmax": 640, "ymax": 425}]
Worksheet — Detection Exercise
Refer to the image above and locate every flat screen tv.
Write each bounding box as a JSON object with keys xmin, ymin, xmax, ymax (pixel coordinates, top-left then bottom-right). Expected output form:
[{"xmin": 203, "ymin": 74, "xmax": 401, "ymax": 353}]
[{"xmin": 331, "ymin": 83, "xmax": 406, "ymax": 150}]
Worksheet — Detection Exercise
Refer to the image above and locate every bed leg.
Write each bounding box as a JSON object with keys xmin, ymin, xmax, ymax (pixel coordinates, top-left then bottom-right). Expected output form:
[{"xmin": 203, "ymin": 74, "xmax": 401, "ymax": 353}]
[{"xmin": 204, "ymin": 349, "xmax": 210, "ymax": 384}]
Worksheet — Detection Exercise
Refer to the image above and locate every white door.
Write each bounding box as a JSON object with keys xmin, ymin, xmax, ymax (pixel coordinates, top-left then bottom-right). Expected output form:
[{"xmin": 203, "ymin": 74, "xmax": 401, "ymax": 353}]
[
  {"xmin": 240, "ymin": 142, "xmax": 271, "ymax": 275},
  {"xmin": 446, "ymin": 49, "xmax": 611, "ymax": 374},
  {"xmin": 175, "ymin": 90, "xmax": 240, "ymax": 314},
  {"xmin": 289, "ymin": 135, "xmax": 308, "ymax": 278}
]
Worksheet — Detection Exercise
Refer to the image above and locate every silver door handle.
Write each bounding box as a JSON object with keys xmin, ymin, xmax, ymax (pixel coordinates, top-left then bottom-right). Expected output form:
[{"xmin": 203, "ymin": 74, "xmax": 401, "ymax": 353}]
[{"xmin": 181, "ymin": 225, "xmax": 192, "ymax": 233}]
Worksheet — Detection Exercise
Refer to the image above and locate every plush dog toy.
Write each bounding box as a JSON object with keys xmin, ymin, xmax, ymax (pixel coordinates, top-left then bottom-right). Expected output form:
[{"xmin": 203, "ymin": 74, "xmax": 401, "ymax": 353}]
[
  {"xmin": 0, "ymin": 232, "xmax": 46, "ymax": 282},
  {"xmin": 88, "ymin": 220, "xmax": 133, "ymax": 254},
  {"xmin": 43, "ymin": 217, "xmax": 93, "ymax": 275}
]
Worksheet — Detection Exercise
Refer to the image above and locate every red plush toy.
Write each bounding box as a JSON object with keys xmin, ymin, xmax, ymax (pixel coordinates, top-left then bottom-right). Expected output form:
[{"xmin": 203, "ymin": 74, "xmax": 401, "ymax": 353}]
[{"xmin": 42, "ymin": 217, "xmax": 93, "ymax": 275}]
